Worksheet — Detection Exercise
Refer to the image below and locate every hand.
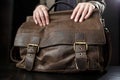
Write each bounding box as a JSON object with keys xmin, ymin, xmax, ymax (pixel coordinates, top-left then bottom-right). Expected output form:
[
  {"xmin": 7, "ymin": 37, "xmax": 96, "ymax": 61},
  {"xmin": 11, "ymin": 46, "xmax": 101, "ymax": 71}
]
[
  {"xmin": 71, "ymin": 2, "xmax": 95, "ymax": 23},
  {"xmin": 33, "ymin": 5, "xmax": 49, "ymax": 26}
]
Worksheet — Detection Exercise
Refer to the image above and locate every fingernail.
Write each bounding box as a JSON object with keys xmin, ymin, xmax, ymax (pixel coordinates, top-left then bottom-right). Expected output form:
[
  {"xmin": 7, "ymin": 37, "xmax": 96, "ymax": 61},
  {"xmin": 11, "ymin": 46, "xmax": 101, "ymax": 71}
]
[
  {"xmin": 85, "ymin": 16, "xmax": 88, "ymax": 19},
  {"xmin": 74, "ymin": 19, "xmax": 77, "ymax": 22},
  {"xmin": 47, "ymin": 22, "xmax": 49, "ymax": 25},
  {"xmin": 43, "ymin": 24, "xmax": 46, "ymax": 26},
  {"xmin": 71, "ymin": 16, "xmax": 73, "ymax": 19},
  {"xmin": 35, "ymin": 20, "xmax": 37, "ymax": 24},
  {"xmin": 40, "ymin": 24, "xmax": 42, "ymax": 26},
  {"xmin": 79, "ymin": 20, "xmax": 82, "ymax": 23},
  {"xmin": 47, "ymin": 23, "xmax": 49, "ymax": 25}
]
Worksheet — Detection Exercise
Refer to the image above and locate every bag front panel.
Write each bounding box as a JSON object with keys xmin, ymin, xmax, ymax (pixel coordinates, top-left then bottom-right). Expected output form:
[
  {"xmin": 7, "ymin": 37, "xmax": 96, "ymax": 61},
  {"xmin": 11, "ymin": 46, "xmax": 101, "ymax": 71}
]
[
  {"xmin": 34, "ymin": 45, "xmax": 75, "ymax": 71},
  {"xmin": 16, "ymin": 44, "xmax": 104, "ymax": 72},
  {"xmin": 13, "ymin": 10, "xmax": 107, "ymax": 72}
]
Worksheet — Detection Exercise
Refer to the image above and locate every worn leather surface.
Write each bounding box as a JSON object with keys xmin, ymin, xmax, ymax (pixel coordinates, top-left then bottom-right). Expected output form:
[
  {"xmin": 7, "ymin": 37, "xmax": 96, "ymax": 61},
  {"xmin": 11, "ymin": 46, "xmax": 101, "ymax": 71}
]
[{"xmin": 13, "ymin": 10, "xmax": 109, "ymax": 73}]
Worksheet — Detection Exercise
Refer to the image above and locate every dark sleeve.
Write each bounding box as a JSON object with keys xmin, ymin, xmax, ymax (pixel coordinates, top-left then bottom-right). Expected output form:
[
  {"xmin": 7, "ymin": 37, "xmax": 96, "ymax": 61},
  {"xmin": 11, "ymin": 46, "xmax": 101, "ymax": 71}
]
[
  {"xmin": 88, "ymin": 0, "xmax": 106, "ymax": 14},
  {"xmin": 40, "ymin": 0, "xmax": 47, "ymax": 5}
]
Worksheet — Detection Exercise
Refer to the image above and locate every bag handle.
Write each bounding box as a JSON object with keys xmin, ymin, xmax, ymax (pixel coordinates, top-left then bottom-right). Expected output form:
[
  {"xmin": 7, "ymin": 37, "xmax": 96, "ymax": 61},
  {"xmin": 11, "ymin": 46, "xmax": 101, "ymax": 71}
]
[
  {"xmin": 48, "ymin": 1, "xmax": 74, "ymax": 12},
  {"xmin": 10, "ymin": 47, "xmax": 21, "ymax": 63}
]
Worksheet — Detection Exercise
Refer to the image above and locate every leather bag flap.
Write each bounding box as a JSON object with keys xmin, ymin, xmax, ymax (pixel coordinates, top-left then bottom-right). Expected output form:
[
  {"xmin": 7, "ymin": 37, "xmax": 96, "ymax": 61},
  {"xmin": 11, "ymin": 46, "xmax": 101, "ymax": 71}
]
[{"xmin": 14, "ymin": 10, "xmax": 106, "ymax": 48}]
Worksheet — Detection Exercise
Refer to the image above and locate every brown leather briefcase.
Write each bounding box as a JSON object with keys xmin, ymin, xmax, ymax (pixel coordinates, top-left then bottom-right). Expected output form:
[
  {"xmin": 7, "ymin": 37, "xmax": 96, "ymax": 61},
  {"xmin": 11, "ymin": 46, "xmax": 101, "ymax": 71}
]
[{"xmin": 11, "ymin": 2, "xmax": 112, "ymax": 73}]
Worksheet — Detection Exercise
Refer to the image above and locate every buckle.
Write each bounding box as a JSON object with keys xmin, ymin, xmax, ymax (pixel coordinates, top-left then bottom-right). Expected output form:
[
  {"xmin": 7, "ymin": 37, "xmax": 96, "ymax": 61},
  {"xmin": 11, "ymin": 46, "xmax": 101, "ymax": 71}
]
[
  {"xmin": 73, "ymin": 42, "xmax": 88, "ymax": 51},
  {"xmin": 27, "ymin": 44, "xmax": 39, "ymax": 52}
]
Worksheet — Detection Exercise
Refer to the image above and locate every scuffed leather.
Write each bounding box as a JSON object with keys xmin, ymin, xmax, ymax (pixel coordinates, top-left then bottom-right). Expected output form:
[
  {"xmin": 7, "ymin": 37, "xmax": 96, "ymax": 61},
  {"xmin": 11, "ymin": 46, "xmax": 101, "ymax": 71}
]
[{"xmin": 14, "ymin": 10, "xmax": 108, "ymax": 72}]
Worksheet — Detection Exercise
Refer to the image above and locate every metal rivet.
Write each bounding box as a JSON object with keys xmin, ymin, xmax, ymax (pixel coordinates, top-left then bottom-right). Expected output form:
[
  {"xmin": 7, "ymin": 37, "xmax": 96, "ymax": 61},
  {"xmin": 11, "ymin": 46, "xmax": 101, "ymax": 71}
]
[
  {"xmin": 80, "ymin": 53, "xmax": 82, "ymax": 55},
  {"xmin": 80, "ymin": 47, "xmax": 82, "ymax": 50}
]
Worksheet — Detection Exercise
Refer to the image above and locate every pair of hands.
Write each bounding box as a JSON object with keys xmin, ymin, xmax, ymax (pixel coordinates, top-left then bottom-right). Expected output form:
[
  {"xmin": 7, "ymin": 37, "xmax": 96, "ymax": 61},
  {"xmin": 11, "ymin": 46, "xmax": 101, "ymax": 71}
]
[{"xmin": 33, "ymin": 2, "xmax": 95, "ymax": 26}]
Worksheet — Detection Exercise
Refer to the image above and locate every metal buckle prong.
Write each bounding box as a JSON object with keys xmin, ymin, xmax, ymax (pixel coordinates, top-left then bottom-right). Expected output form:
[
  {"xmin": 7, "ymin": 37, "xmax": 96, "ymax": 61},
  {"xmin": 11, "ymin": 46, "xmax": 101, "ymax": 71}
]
[
  {"xmin": 27, "ymin": 44, "xmax": 39, "ymax": 52},
  {"xmin": 73, "ymin": 42, "xmax": 88, "ymax": 51}
]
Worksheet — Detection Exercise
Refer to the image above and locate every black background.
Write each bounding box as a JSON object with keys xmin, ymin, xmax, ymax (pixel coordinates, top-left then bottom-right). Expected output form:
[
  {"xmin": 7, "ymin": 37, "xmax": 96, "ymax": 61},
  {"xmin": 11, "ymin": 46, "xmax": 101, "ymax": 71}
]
[{"xmin": 0, "ymin": 0, "xmax": 119, "ymax": 66}]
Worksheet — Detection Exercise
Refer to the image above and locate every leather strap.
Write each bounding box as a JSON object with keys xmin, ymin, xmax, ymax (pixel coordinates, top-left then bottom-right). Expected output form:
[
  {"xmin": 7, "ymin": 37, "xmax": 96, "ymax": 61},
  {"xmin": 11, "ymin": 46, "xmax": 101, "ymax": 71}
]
[
  {"xmin": 74, "ymin": 33, "xmax": 88, "ymax": 70},
  {"xmin": 25, "ymin": 28, "xmax": 45, "ymax": 71},
  {"xmin": 25, "ymin": 43, "xmax": 39, "ymax": 71}
]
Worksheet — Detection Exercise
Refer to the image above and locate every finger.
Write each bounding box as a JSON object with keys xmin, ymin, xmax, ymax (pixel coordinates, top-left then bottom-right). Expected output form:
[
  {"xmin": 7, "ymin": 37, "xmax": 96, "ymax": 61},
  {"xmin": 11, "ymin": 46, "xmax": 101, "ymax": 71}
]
[
  {"xmin": 71, "ymin": 3, "xmax": 80, "ymax": 19},
  {"xmin": 33, "ymin": 11, "xmax": 38, "ymax": 24},
  {"xmin": 35, "ymin": 11, "xmax": 42, "ymax": 26},
  {"xmin": 79, "ymin": 5, "xmax": 89, "ymax": 22},
  {"xmin": 38, "ymin": 9, "xmax": 46, "ymax": 26},
  {"xmin": 41, "ymin": 8, "xmax": 49, "ymax": 25},
  {"xmin": 74, "ymin": 4, "xmax": 84, "ymax": 22},
  {"xmin": 85, "ymin": 6, "xmax": 94, "ymax": 19}
]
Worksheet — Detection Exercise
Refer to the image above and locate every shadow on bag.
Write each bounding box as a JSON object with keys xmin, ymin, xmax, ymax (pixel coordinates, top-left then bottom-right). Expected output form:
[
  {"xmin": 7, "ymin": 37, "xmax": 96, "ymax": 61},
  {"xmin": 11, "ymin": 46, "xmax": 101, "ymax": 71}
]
[{"xmin": 10, "ymin": 2, "xmax": 112, "ymax": 73}]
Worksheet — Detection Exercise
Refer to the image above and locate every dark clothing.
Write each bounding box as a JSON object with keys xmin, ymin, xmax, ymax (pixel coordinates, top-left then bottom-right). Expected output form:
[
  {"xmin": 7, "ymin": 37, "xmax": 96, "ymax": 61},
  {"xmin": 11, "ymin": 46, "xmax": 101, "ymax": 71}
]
[
  {"xmin": 55, "ymin": 0, "xmax": 77, "ymax": 11},
  {"xmin": 40, "ymin": 0, "xmax": 106, "ymax": 13}
]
